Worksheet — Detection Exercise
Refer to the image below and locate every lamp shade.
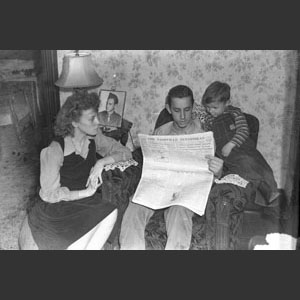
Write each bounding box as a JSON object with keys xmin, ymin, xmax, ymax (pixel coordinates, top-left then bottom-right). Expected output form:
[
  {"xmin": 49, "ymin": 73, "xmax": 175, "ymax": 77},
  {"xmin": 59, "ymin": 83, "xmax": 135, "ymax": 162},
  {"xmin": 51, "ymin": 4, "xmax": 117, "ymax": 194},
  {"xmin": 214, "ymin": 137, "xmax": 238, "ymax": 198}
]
[{"xmin": 55, "ymin": 52, "xmax": 103, "ymax": 88}]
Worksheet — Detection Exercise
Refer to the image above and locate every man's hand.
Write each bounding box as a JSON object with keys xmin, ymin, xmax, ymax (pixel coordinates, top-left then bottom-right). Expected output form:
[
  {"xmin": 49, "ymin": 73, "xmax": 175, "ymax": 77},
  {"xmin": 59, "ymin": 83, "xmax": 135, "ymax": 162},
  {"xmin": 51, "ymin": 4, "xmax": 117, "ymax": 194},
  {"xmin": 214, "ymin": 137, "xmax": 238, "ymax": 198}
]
[
  {"xmin": 205, "ymin": 155, "xmax": 224, "ymax": 178},
  {"xmin": 221, "ymin": 142, "xmax": 235, "ymax": 157}
]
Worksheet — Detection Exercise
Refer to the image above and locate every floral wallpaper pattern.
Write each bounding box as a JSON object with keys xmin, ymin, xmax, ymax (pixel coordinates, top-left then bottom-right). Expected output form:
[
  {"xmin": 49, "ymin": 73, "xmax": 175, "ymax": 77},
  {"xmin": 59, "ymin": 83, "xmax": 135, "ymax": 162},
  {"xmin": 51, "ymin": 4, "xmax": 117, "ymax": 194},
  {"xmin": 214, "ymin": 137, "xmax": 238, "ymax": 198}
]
[{"xmin": 57, "ymin": 50, "xmax": 298, "ymax": 190}]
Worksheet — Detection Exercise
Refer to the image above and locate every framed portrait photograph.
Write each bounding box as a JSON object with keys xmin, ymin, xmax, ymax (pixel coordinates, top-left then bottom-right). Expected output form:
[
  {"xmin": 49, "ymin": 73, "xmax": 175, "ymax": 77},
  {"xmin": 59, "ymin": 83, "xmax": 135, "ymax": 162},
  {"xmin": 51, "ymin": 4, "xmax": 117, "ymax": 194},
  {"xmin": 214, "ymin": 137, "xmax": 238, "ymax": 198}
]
[{"xmin": 98, "ymin": 89, "xmax": 127, "ymax": 130}]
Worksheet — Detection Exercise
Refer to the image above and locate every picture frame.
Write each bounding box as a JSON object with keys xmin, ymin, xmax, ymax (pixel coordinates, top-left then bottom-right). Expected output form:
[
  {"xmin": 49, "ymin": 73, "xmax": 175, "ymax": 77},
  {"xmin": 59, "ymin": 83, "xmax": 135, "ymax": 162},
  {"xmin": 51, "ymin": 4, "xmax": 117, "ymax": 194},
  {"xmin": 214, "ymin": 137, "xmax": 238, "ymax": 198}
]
[{"xmin": 98, "ymin": 89, "xmax": 127, "ymax": 130}]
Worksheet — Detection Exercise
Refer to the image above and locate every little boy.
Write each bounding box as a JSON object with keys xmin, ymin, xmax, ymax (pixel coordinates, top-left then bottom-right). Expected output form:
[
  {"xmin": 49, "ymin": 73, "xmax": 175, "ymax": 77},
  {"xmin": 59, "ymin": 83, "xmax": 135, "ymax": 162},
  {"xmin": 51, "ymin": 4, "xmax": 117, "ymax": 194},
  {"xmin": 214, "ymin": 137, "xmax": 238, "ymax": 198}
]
[{"xmin": 201, "ymin": 81, "xmax": 279, "ymax": 205}]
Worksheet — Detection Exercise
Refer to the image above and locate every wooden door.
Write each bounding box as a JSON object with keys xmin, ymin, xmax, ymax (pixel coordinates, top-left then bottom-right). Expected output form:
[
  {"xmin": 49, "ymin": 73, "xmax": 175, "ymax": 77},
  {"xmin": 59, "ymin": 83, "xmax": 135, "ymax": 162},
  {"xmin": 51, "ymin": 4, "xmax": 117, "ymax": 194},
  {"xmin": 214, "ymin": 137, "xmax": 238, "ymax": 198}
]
[{"xmin": 39, "ymin": 50, "xmax": 60, "ymax": 146}]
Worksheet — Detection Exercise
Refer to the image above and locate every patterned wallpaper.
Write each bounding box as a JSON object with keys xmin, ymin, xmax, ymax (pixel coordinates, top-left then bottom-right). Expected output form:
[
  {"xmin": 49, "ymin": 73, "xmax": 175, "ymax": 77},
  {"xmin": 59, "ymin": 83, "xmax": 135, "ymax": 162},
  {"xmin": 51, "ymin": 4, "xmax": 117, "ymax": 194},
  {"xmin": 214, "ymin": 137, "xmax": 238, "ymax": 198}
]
[{"xmin": 57, "ymin": 50, "xmax": 298, "ymax": 190}]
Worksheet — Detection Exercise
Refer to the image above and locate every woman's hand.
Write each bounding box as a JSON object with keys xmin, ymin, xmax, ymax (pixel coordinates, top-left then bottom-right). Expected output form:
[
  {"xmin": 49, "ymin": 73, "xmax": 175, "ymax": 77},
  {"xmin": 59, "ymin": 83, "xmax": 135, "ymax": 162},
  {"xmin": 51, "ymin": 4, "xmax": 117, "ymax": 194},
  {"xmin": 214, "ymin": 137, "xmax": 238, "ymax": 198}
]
[
  {"xmin": 84, "ymin": 179, "xmax": 101, "ymax": 197},
  {"xmin": 86, "ymin": 160, "xmax": 105, "ymax": 190},
  {"xmin": 205, "ymin": 155, "xmax": 224, "ymax": 178}
]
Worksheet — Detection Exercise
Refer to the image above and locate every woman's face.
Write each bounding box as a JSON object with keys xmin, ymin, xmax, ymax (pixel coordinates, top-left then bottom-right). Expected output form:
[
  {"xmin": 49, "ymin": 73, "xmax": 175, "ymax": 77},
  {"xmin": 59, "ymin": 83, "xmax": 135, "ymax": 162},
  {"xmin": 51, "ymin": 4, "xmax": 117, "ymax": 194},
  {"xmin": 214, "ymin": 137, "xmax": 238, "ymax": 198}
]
[{"xmin": 72, "ymin": 108, "xmax": 100, "ymax": 136}]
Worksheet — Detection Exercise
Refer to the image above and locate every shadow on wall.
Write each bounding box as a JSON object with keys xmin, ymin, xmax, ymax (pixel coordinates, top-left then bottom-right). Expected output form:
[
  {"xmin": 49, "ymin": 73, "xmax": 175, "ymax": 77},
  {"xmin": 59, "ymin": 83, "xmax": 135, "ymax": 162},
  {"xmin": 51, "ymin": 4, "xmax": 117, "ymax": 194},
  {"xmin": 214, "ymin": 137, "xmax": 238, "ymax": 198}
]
[{"xmin": 280, "ymin": 51, "xmax": 299, "ymax": 202}]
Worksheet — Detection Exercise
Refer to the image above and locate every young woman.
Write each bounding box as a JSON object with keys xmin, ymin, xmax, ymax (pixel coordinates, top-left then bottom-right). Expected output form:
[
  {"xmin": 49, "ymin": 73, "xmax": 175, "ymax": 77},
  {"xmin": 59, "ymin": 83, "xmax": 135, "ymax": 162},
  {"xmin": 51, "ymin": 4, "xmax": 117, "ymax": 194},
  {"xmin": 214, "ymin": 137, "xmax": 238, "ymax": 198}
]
[{"xmin": 19, "ymin": 92, "xmax": 132, "ymax": 250}]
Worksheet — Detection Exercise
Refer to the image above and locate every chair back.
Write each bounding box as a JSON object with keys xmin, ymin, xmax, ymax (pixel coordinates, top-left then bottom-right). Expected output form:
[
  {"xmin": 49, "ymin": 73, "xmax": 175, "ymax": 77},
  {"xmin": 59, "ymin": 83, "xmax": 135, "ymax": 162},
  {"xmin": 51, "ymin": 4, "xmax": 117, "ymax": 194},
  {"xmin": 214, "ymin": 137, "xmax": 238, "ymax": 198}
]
[
  {"xmin": 154, "ymin": 108, "xmax": 173, "ymax": 131},
  {"xmin": 244, "ymin": 113, "xmax": 259, "ymax": 148}
]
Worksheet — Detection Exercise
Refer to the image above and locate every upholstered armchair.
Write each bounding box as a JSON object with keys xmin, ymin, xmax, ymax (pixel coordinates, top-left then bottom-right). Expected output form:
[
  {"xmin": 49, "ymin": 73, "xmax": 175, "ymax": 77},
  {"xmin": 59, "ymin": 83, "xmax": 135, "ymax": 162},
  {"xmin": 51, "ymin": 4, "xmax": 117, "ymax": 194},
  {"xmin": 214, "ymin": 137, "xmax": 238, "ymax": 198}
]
[
  {"xmin": 144, "ymin": 107, "xmax": 288, "ymax": 250},
  {"xmin": 100, "ymin": 106, "xmax": 288, "ymax": 250}
]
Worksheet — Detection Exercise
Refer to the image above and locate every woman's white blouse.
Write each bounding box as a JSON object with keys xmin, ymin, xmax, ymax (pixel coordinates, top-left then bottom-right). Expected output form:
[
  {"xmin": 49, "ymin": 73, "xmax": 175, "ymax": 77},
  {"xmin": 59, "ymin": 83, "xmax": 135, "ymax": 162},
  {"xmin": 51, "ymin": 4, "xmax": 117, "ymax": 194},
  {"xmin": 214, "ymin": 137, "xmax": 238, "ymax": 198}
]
[{"xmin": 39, "ymin": 129, "xmax": 132, "ymax": 203}]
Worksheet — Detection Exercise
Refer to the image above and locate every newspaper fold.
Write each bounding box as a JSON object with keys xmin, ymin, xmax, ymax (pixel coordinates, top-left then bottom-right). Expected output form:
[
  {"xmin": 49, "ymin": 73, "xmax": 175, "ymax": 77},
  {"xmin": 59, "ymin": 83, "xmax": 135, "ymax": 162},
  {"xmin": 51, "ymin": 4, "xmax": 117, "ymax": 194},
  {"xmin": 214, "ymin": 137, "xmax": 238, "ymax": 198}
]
[{"xmin": 132, "ymin": 132, "xmax": 215, "ymax": 216}]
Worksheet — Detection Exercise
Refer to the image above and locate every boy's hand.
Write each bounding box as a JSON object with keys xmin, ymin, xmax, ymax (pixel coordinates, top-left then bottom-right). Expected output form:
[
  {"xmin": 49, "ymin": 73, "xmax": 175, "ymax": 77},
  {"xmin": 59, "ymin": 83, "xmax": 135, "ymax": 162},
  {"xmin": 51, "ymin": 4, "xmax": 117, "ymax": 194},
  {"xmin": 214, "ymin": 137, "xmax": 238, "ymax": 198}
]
[{"xmin": 222, "ymin": 142, "xmax": 235, "ymax": 157}]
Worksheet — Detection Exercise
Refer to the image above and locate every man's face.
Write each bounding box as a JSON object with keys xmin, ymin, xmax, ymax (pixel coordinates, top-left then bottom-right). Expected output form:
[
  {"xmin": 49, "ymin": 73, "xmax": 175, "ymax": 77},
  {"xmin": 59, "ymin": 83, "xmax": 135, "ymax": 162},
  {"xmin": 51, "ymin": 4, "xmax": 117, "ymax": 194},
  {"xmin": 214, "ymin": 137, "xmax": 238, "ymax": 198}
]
[
  {"xmin": 205, "ymin": 101, "xmax": 227, "ymax": 118},
  {"xmin": 167, "ymin": 96, "xmax": 193, "ymax": 129},
  {"xmin": 106, "ymin": 98, "xmax": 115, "ymax": 113}
]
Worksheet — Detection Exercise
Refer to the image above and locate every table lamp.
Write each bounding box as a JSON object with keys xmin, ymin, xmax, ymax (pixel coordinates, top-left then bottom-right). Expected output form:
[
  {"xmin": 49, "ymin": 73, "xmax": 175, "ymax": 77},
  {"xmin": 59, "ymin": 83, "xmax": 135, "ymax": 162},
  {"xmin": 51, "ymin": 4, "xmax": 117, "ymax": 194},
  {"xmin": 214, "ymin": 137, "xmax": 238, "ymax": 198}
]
[{"xmin": 55, "ymin": 50, "xmax": 103, "ymax": 94}]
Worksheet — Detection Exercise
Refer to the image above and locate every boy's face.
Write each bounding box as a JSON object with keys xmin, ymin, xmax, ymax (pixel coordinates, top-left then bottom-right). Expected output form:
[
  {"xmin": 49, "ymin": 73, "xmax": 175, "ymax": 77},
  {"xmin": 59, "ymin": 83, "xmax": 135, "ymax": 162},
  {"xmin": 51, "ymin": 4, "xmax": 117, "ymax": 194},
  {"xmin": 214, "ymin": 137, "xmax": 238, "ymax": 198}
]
[
  {"xmin": 166, "ymin": 96, "xmax": 193, "ymax": 129},
  {"xmin": 205, "ymin": 101, "xmax": 227, "ymax": 118}
]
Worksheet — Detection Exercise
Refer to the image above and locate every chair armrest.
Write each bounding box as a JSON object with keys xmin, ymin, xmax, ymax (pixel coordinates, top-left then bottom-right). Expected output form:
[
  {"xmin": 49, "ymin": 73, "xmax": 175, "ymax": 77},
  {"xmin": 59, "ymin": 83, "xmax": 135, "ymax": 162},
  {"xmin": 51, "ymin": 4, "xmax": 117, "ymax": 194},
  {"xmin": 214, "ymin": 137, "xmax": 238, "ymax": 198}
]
[{"xmin": 206, "ymin": 183, "xmax": 250, "ymax": 250}]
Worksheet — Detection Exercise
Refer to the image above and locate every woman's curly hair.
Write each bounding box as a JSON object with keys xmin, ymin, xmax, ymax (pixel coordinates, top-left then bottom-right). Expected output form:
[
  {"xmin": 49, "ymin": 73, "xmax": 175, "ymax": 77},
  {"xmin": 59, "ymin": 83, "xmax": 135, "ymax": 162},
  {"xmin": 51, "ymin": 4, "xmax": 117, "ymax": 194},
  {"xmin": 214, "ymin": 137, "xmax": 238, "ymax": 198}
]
[{"xmin": 54, "ymin": 92, "xmax": 100, "ymax": 137}]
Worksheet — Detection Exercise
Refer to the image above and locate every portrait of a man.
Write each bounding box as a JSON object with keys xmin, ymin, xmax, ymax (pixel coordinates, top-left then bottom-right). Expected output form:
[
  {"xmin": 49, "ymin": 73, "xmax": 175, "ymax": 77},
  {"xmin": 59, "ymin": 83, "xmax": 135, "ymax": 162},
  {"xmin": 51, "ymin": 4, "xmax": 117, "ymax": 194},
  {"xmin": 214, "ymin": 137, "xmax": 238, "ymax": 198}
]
[{"xmin": 98, "ymin": 90, "xmax": 127, "ymax": 131}]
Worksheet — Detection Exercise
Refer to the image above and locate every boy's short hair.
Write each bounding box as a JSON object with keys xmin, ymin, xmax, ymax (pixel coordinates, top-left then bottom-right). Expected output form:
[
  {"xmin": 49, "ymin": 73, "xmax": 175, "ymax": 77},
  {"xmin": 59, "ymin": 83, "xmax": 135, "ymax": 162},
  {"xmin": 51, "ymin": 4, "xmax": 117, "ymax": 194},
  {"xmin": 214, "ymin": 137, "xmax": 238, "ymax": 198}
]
[
  {"xmin": 107, "ymin": 92, "xmax": 119, "ymax": 105},
  {"xmin": 166, "ymin": 85, "xmax": 194, "ymax": 107},
  {"xmin": 201, "ymin": 81, "xmax": 231, "ymax": 105}
]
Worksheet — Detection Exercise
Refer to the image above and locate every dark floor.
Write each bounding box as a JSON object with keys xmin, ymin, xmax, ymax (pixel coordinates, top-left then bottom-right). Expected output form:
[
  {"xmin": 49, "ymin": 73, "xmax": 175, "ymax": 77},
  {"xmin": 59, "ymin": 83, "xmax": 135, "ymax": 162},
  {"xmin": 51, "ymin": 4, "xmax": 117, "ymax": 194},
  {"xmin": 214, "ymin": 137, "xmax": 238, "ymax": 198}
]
[
  {"xmin": 0, "ymin": 125, "xmax": 40, "ymax": 250},
  {"xmin": 238, "ymin": 209, "xmax": 298, "ymax": 250}
]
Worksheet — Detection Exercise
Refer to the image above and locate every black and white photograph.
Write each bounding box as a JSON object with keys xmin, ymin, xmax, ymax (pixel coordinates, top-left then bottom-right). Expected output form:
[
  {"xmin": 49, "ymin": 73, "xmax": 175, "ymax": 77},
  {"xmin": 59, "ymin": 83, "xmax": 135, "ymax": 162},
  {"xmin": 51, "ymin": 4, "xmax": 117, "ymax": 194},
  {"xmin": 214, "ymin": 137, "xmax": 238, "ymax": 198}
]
[
  {"xmin": 0, "ymin": 50, "xmax": 299, "ymax": 252},
  {"xmin": 98, "ymin": 89, "xmax": 127, "ymax": 130}
]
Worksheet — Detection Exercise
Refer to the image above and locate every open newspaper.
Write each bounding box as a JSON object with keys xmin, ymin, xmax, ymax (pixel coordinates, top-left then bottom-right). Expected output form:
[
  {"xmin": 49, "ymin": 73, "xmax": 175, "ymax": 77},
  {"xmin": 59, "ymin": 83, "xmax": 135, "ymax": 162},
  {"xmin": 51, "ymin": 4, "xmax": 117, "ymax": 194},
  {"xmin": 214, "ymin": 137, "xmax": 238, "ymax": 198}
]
[{"xmin": 132, "ymin": 132, "xmax": 215, "ymax": 216}]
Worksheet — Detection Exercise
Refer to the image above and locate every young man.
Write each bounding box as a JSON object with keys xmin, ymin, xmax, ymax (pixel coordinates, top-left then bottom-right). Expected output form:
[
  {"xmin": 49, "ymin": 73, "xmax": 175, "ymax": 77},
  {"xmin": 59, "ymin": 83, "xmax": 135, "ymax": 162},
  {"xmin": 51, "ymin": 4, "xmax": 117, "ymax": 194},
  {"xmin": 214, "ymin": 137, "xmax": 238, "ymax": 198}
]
[{"xmin": 119, "ymin": 85, "xmax": 224, "ymax": 250}]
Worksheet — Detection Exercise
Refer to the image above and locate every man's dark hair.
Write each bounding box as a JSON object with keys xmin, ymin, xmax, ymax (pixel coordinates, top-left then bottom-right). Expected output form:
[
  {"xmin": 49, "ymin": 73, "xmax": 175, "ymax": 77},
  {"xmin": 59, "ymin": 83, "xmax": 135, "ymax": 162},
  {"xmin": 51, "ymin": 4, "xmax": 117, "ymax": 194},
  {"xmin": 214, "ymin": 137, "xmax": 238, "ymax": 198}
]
[
  {"xmin": 166, "ymin": 85, "xmax": 194, "ymax": 107},
  {"xmin": 107, "ymin": 92, "xmax": 119, "ymax": 105}
]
